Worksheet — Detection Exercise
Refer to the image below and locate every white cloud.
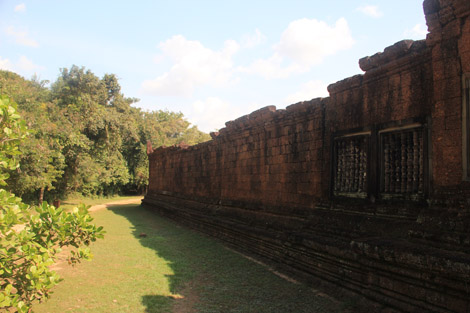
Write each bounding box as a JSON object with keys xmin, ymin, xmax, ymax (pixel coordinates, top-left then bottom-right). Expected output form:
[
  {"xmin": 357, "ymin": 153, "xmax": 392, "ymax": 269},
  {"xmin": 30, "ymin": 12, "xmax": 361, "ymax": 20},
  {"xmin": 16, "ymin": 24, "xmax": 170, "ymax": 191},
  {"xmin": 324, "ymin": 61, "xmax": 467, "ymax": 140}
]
[
  {"xmin": 404, "ymin": 24, "xmax": 428, "ymax": 39},
  {"xmin": 14, "ymin": 3, "xmax": 26, "ymax": 12},
  {"xmin": 0, "ymin": 57, "xmax": 14, "ymax": 71},
  {"xmin": 5, "ymin": 26, "xmax": 39, "ymax": 47},
  {"xmin": 187, "ymin": 97, "xmax": 259, "ymax": 133},
  {"xmin": 284, "ymin": 80, "xmax": 329, "ymax": 105},
  {"xmin": 238, "ymin": 53, "xmax": 303, "ymax": 79},
  {"xmin": 356, "ymin": 5, "xmax": 383, "ymax": 18},
  {"xmin": 188, "ymin": 97, "xmax": 234, "ymax": 132},
  {"xmin": 142, "ymin": 35, "xmax": 239, "ymax": 96},
  {"xmin": 17, "ymin": 55, "xmax": 45, "ymax": 72},
  {"xmin": 276, "ymin": 18, "xmax": 354, "ymax": 67},
  {"xmin": 152, "ymin": 54, "xmax": 165, "ymax": 64},
  {"xmin": 0, "ymin": 55, "xmax": 45, "ymax": 76},
  {"xmin": 239, "ymin": 18, "xmax": 354, "ymax": 79},
  {"xmin": 241, "ymin": 28, "xmax": 267, "ymax": 48}
]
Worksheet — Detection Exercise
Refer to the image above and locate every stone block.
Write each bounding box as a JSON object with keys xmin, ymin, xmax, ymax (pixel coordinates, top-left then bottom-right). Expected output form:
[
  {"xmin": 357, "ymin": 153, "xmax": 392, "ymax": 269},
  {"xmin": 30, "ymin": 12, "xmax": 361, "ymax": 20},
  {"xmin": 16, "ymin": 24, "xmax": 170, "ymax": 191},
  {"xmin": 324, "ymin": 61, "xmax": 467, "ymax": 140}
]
[{"xmin": 423, "ymin": 0, "xmax": 440, "ymax": 15}]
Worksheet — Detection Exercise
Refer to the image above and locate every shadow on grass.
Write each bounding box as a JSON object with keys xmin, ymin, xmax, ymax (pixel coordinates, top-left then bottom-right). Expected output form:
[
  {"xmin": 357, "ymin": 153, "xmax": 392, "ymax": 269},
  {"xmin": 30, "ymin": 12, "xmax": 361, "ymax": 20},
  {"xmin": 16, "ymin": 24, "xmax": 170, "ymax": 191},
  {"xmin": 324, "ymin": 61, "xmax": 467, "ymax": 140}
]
[{"xmin": 108, "ymin": 203, "xmax": 350, "ymax": 313}]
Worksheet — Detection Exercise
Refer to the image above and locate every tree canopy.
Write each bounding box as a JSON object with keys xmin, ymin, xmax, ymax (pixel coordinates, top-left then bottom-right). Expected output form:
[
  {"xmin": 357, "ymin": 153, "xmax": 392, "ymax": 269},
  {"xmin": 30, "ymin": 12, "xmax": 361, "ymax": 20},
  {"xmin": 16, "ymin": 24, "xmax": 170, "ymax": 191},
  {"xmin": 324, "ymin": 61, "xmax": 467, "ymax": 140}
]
[{"xmin": 0, "ymin": 67, "xmax": 210, "ymax": 202}]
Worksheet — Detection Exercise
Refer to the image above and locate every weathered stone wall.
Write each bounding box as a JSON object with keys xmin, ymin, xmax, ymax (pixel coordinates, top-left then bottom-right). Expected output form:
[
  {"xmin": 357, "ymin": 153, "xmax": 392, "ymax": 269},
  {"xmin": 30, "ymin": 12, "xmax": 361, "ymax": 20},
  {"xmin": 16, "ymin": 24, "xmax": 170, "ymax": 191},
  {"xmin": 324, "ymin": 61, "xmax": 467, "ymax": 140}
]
[
  {"xmin": 425, "ymin": 0, "xmax": 470, "ymax": 202},
  {"xmin": 148, "ymin": 100, "xmax": 327, "ymax": 212},
  {"xmin": 143, "ymin": 1, "xmax": 470, "ymax": 312},
  {"xmin": 325, "ymin": 40, "xmax": 434, "ymax": 209}
]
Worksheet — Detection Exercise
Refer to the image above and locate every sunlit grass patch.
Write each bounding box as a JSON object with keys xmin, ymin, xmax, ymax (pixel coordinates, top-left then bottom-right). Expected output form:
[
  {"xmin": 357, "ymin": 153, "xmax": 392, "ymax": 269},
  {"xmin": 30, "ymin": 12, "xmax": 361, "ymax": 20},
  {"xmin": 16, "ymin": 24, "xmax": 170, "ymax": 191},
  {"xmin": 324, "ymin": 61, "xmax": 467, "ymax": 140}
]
[
  {"xmin": 34, "ymin": 202, "xmax": 349, "ymax": 313},
  {"xmin": 34, "ymin": 203, "xmax": 178, "ymax": 313}
]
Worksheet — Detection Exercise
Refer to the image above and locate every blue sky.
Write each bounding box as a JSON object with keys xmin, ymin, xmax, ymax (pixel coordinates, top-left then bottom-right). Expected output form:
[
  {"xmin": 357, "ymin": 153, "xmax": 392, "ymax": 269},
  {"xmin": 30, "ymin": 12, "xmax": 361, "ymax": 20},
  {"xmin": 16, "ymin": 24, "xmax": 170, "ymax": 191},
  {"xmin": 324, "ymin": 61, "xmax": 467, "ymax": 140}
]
[{"xmin": 0, "ymin": 1, "xmax": 427, "ymax": 133}]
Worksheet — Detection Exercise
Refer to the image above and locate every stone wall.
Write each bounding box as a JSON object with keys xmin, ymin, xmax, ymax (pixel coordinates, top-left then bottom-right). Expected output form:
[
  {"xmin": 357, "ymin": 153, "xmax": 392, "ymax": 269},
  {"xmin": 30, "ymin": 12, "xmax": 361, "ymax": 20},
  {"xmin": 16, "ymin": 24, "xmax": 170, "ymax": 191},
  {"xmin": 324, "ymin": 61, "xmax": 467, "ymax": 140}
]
[
  {"xmin": 426, "ymin": 0, "xmax": 470, "ymax": 202},
  {"xmin": 143, "ymin": 1, "xmax": 470, "ymax": 312},
  {"xmin": 147, "ymin": 100, "xmax": 327, "ymax": 212}
]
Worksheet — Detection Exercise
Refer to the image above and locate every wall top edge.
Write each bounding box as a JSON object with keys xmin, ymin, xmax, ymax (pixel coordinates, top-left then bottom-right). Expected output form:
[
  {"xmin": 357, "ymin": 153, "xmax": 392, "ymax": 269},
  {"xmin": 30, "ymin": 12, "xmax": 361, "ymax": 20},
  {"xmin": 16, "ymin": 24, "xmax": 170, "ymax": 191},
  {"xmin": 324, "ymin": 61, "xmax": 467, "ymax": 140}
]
[
  {"xmin": 359, "ymin": 40, "xmax": 428, "ymax": 72},
  {"xmin": 148, "ymin": 97, "xmax": 328, "ymax": 156}
]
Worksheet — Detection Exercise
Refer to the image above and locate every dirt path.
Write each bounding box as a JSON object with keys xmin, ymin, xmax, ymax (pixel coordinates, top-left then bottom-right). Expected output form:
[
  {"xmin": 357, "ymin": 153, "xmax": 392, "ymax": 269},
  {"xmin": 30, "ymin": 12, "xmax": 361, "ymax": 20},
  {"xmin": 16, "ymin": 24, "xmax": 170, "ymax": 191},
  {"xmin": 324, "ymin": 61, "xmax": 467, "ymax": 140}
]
[{"xmin": 88, "ymin": 197, "xmax": 143, "ymax": 212}]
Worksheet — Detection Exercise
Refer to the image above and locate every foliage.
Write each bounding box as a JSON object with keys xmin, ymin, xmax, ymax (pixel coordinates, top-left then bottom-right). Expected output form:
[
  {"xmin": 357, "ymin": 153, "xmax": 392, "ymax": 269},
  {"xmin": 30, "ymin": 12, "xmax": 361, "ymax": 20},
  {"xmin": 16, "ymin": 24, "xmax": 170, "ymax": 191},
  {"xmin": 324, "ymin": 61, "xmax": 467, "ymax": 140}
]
[
  {"xmin": 0, "ymin": 96, "xmax": 105, "ymax": 312},
  {"xmin": 8, "ymin": 125, "xmax": 65, "ymax": 203},
  {"xmin": 0, "ymin": 96, "xmax": 28, "ymax": 183},
  {"xmin": 0, "ymin": 67, "xmax": 210, "ymax": 201}
]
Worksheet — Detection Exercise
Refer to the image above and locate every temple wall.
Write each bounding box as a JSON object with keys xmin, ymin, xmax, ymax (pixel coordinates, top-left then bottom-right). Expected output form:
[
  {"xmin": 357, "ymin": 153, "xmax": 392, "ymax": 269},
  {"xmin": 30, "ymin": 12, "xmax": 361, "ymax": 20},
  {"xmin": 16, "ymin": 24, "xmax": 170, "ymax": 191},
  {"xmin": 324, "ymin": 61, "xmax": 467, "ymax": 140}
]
[
  {"xmin": 425, "ymin": 0, "xmax": 470, "ymax": 201},
  {"xmin": 148, "ymin": 40, "xmax": 434, "ymax": 213},
  {"xmin": 148, "ymin": 99, "xmax": 327, "ymax": 213},
  {"xmin": 143, "ymin": 1, "xmax": 470, "ymax": 312}
]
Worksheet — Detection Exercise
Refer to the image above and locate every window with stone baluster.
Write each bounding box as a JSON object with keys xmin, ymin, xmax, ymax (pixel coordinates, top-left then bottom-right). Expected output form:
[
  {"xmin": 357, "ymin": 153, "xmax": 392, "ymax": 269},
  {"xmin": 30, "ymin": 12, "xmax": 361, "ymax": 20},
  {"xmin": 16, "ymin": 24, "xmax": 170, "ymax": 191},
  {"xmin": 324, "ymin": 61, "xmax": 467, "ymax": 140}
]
[
  {"xmin": 332, "ymin": 120, "xmax": 428, "ymax": 201},
  {"xmin": 379, "ymin": 126, "xmax": 425, "ymax": 200},
  {"xmin": 333, "ymin": 133, "xmax": 370, "ymax": 198}
]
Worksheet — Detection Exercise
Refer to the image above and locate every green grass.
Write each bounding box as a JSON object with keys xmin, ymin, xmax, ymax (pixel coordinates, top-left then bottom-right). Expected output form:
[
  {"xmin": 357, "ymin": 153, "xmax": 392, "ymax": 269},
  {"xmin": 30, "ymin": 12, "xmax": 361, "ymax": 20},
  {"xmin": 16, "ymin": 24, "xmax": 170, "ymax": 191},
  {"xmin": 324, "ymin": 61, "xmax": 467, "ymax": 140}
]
[{"xmin": 34, "ymin": 202, "xmax": 349, "ymax": 313}]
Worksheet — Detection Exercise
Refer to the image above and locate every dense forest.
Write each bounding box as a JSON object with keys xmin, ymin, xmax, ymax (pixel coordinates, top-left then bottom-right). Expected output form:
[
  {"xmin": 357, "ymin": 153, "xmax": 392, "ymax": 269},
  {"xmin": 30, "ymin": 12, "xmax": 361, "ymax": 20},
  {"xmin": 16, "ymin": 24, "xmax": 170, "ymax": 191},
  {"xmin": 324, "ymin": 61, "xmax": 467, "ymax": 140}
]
[{"xmin": 0, "ymin": 66, "xmax": 210, "ymax": 203}]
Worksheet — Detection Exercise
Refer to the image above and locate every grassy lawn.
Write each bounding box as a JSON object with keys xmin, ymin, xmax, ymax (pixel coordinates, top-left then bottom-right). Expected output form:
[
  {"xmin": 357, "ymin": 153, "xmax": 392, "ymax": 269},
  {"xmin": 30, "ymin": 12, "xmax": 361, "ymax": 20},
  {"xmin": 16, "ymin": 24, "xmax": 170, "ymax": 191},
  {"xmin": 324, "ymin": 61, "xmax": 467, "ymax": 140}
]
[{"xmin": 34, "ymin": 201, "xmax": 351, "ymax": 313}]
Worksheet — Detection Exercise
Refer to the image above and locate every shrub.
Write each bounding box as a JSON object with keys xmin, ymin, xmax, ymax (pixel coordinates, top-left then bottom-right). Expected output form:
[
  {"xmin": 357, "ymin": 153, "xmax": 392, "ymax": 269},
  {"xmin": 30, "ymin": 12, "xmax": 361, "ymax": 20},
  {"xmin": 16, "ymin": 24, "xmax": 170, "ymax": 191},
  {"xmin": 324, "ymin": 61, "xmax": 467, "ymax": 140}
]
[{"xmin": 0, "ymin": 96, "xmax": 105, "ymax": 312}]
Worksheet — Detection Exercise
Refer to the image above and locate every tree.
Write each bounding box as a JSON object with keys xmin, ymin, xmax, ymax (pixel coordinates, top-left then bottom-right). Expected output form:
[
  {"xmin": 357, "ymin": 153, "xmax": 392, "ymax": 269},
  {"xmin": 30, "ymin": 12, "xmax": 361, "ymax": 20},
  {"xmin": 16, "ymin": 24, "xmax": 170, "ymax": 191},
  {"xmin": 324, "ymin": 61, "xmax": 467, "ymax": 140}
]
[
  {"xmin": 8, "ymin": 136, "xmax": 65, "ymax": 203},
  {"xmin": 0, "ymin": 70, "xmax": 66, "ymax": 203},
  {"xmin": 50, "ymin": 66, "xmax": 131, "ymax": 196},
  {"xmin": 0, "ymin": 96, "xmax": 105, "ymax": 312},
  {"xmin": 7, "ymin": 103, "xmax": 66, "ymax": 203},
  {"xmin": 1, "ymin": 67, "xmax": 211, "ymax": 199}
]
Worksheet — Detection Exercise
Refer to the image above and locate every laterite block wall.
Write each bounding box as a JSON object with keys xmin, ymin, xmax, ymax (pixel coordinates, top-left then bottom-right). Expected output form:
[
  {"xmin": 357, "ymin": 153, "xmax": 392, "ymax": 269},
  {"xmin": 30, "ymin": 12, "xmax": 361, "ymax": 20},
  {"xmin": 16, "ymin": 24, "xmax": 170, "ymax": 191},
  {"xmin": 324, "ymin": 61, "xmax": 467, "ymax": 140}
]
[
  {"xmin": 147, "ymin": 99, "xmax": 327, "ymax": 212},
  {"xmin": 143, "ymin": 1, "xmax": 470, "ymax": 312}
]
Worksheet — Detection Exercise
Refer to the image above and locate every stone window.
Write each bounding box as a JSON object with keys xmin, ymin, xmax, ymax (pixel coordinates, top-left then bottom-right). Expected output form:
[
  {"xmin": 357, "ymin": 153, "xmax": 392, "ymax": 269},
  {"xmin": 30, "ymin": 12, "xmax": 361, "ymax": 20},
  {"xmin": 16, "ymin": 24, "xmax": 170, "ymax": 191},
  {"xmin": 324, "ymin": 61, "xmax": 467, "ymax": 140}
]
[
  {"xmin": 333, "ymin": 133, "xmax": 369, "ymax": 198},
  {"xmin": 380, "ymin": 127, "xmax": 424, "ymax": 198},
  {"xmin": 463, "ymin": 74, "xmax": 470, "ymax": 180},
  {"xmin": 332, "ymin": 121, "xmax": 428, "ymax": 201}
]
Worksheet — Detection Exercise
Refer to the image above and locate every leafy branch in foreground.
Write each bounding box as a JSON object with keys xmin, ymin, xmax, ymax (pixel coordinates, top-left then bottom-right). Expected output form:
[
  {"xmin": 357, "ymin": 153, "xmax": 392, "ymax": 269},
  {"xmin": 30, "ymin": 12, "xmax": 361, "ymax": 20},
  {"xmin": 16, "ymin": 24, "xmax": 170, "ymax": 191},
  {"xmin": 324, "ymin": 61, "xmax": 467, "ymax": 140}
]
[{"xmin": 0, "ymin": 96, "xmax": 105, "ymax": 312}]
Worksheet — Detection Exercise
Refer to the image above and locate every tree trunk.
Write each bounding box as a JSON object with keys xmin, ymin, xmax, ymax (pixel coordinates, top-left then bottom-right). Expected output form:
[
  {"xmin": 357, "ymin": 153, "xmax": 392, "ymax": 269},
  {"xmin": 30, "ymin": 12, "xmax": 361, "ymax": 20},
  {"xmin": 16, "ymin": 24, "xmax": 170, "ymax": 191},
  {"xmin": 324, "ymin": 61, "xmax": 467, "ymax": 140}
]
[{"xmin": 39, "ymin": 187, "xmax": 44, "ymax": 204}]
